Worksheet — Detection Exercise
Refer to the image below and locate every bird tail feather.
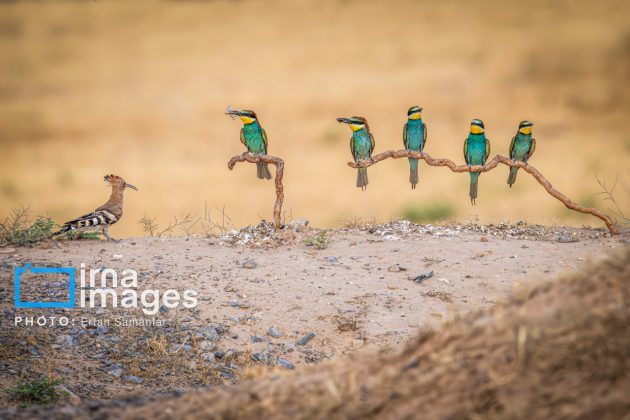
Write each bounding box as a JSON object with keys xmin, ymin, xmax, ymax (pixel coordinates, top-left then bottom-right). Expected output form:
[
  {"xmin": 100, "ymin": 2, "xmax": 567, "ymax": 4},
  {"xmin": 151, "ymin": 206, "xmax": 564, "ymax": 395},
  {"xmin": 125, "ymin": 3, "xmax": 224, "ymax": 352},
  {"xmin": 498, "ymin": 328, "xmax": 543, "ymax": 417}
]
[
  {"xmin": 409, "ymin": 157, "xmax": 419, "ymax": 189},
  {"xmin": 257, "ymin": 162, "xmax": 272, "ymax": 180},
  {"xmin": 469, "ymin": 172, "xmax": 479, "ymax": 205},
  {"xmin": 357, "ymin": 168, "xmax": 368, "ymax": 190},
  {"xmin": 507, "ymin": 167, "xmax": 518, "ymax": 188}
]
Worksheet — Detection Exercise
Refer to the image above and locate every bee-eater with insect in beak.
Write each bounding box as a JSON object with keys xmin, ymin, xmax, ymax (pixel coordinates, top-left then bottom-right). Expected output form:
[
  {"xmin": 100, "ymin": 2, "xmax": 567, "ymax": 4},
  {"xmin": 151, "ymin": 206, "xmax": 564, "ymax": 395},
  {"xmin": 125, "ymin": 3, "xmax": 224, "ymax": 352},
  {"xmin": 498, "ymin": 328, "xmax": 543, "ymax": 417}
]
[
  {"xmin": 403, "ymin": 106, "xmax": 427, "ymax": 189},
  {"xmin": 463, "ymin": 119, "xmax": 491, "ymax": 205},
  {"xmin": 225, "ymin": 108, "xmax": 272, "ymax": 180},
  {"xmin": 337, "ymin": 116, "xmax": 375, "ymax": 190},
  {"xmin": 507, "ymin": 120, "xmax": 536, "ymax": 187}
]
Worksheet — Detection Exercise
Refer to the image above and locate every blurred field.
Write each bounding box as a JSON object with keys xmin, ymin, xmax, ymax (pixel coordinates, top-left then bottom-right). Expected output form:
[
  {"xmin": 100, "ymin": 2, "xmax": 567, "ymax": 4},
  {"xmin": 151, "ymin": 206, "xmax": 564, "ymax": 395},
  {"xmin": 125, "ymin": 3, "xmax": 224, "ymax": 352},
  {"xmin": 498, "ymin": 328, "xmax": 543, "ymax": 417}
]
[{"xmin": 0, "ymin": 0, "xmax": 629, "ymax": 237}]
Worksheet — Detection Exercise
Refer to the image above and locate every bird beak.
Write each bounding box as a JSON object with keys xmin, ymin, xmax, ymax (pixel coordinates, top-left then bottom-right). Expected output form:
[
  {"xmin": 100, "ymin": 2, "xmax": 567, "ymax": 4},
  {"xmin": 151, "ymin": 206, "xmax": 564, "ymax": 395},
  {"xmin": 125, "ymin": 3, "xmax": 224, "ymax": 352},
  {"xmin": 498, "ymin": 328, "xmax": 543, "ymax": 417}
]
[
  {"xmin": 225, "ymin": 107, "xmax": 245, "ymax": 118},
  {"xmin": 336, "ymin": 117, "xmax": 352, "ymax": 124},
  {"xmin": 124, "ymin": 183, "xmax": 138, "ymax": 191}
]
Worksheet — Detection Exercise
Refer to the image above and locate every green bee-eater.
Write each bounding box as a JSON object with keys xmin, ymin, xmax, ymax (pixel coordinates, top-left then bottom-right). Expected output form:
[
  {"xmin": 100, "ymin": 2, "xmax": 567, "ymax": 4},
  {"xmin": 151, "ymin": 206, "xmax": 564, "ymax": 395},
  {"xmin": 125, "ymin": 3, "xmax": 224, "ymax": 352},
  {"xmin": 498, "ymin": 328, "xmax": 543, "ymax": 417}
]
[
  {"xmin": 337, "ymin": 116, "xmax": 374, "ymax": 190},
  {"xmin": 463, "ymin": 119, "xmax": 491, "ymax": 204},
  {"xmin": 507, "ymin": 121, "xmax": 536, "ymax": 187},
  {"xmin": 403, "ymin": 105, "xmax": 427, "ymax": 189},
  {"xmin": 225, "ymin": 108, "xmax": 272, "ymax": 180}
]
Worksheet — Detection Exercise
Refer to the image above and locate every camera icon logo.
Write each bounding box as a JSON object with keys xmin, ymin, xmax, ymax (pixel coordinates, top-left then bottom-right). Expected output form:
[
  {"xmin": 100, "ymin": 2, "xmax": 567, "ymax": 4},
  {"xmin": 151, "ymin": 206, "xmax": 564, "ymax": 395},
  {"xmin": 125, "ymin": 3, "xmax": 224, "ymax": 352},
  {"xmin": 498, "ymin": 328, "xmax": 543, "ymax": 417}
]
[{"xmin": 14, "ymin": 263, "xmax": 75, "ymax": 309}]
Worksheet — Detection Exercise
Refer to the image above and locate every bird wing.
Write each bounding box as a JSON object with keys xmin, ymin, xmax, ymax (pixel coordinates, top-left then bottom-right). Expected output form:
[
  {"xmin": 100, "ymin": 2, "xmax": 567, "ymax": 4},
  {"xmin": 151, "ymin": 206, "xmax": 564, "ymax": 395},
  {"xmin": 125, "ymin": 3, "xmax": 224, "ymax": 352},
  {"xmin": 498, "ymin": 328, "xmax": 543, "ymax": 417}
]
[
  {"xmin": 463, "ymin": 138, "xmax": 469, "ymax": 163},
  {"xmin": 484, "ymin": 138, "xmax": 491, "ymax": 163},
  {"xmin": 62, "ymin": 210, "xmax": 118, "ymax": 230},
  {"xmin": 509, "ymin": 136, "xmax": 516, "ymax": 159},
  {"xmin": 240, "ymin": 128, "xmax": 247, "ymax": 148},
  {"xmin": 369, "ymin": 133, "xmax": 375, "ymax": 156},
  {"xmin": 262, "ymin": 128, "xmax": 269, "ymax": 154},
  {"xmin": 422, "ymin": 123, "xmax": 427, "ymax": 151},
  {"xmin": 527, "ymin": 138, "xmax": 536, "ymax": 161},
  {"xmin": 403, "ymin": 123, "xmax": 408, "ymax": 149},
  {"xmin": 350, "ymin": 136, "xmax": 356, "ymax": 160}
]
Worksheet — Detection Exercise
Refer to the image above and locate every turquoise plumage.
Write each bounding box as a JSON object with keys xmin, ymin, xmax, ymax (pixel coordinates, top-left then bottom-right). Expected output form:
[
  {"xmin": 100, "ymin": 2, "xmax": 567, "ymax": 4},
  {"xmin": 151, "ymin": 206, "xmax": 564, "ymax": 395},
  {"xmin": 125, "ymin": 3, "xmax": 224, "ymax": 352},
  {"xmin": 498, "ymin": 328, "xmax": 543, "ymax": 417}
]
[
  {"xmin": 225, "ymin": 108, "xmax": 272, "ymax": 180},
  {"xmin": 508, "ymin": 121, "xmax": 536, "ymax": 187},
  {"xmin": 403, "ymin": 106, "xmax": 427, "ymax": 189},
  {"xmin": 337, "ymin": 116, "xmax": 374, "ymax": 190},
  {"xmin": 463, "ymin": 119, "xmax": 491, "ymax": 204}
]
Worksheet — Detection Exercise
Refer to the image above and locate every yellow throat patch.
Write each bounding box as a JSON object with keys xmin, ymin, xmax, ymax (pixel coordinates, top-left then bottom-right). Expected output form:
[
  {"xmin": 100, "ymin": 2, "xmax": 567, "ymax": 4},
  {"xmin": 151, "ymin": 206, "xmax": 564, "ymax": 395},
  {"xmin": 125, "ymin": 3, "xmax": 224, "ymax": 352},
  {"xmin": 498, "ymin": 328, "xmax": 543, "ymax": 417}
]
[
  {"xmin": 350, "ymin": 124, "xmax": 364, "ymax": 132},
  {"xmin": 470, "ymin": 125, "xmax": 484, "ymax": 135},
  {"xmin": 408, "ymin": 112, "xmax": 422, "ymax": 120},
  {"xmin": 239, "ymin": 116, "xmax": 256, "ymax": 125},
  {"xmin": 519, "ymin": 127, "xmax": 532, "ymax": 135}
]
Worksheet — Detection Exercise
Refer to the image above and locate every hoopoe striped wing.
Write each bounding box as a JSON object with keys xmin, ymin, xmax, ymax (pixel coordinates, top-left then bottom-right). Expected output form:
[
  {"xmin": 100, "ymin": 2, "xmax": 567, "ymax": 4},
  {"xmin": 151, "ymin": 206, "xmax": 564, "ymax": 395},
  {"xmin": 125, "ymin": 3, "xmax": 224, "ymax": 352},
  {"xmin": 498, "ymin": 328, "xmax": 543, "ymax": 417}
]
[{"xmin": 55, "ymin": 209, "xmax": 119, "ymax": 235}]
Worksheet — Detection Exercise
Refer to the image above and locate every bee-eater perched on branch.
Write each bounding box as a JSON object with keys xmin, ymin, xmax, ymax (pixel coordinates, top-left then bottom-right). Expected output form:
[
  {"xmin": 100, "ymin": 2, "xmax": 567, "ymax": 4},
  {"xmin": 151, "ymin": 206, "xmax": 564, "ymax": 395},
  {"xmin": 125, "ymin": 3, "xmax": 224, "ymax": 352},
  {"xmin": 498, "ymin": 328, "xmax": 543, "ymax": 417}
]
[
  {"xmin": 403, "ymin": 106, "xmax": 427, "ymax": 189},
  {"xmin": 463, "ymin": 119, "xmax": 491, "ymax": 204},
  {"xmin": 225, "ymin": 108, "xmax": 272, "ymax": 180},
  {"xmin": 508, "ymin": 121, "xmax": 536, "ymax": 187},
  {"xmin": 337, "ymin": 116, "xmax": 375, "ymax": 190},
  {"xmin": 53, "ymin": 174, "xmax": 137, "ymax": 241}
]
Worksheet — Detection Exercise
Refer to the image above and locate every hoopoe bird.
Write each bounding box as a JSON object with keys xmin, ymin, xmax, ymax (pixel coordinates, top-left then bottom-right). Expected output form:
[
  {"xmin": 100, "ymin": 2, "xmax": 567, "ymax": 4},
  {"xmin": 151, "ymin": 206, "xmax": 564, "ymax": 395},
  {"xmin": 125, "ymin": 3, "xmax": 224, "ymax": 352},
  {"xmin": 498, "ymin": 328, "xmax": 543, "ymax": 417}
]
[{"xmin": 53, "ymin": 174, "xmax": 137, "ymax": 241}]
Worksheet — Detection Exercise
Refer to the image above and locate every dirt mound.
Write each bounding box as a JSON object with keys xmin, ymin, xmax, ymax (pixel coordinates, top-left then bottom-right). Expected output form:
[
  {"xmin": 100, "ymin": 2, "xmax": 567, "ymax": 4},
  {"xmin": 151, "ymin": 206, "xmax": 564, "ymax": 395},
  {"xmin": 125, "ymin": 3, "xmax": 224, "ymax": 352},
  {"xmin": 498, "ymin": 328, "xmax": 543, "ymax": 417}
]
[{"xmin": 5, "ymin": 249, "xmax": 629, "ymax": 419}]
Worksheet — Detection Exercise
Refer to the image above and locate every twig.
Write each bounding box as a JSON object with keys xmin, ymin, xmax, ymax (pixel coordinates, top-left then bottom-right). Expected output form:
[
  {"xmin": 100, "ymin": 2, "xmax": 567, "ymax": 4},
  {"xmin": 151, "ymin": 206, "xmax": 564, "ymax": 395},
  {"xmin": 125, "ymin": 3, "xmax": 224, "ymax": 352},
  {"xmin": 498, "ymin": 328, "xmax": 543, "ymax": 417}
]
[
  {"xmin": 228, "ymin": 152, "xmax": 285, "ymax": 230},
  {"xmin": 347, "ymin": 150, "xmax": 618, "ymax": 235}
]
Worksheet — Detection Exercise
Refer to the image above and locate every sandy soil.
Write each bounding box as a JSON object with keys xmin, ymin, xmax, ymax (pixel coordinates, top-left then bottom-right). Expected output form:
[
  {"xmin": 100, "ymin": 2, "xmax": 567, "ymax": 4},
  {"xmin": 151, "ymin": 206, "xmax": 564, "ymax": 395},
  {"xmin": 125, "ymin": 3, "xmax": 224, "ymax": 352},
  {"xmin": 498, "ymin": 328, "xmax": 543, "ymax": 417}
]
[{"xmin": 0, "ymin": 222, "xmax": 625, "ymax": 409}]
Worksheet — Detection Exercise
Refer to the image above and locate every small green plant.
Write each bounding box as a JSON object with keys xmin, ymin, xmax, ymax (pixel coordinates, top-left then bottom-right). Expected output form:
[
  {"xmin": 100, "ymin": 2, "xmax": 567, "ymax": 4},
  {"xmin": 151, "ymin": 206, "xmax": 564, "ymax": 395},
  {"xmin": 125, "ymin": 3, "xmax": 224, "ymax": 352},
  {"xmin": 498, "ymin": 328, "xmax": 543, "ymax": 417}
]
[
  {"xmin": 5, "ymin": 375, "xmax": 67, "ymax": 407},
  {"xmin": 0, "ymin": 206, "xmax": 56, "ymax": 246},
  {"xmin": 401, "ymin": 202, "xmax": 456, "ymax": 224},
  {"xmin": 303, "ymin": 230, "xmax": 329, "ymax": 250}
]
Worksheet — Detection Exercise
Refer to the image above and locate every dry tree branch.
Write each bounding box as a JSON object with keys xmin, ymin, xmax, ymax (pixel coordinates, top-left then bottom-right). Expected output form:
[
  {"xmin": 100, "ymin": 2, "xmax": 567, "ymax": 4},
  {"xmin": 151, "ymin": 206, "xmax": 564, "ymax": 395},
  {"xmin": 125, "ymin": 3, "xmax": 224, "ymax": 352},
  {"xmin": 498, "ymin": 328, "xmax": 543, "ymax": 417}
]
[
  {"xmin": 347, "ymin": 150, "xmax": 618, "ymax": 235},
  {"xmin": 228, "ymin": 152, "xmax": 285, "ymax": 230}
]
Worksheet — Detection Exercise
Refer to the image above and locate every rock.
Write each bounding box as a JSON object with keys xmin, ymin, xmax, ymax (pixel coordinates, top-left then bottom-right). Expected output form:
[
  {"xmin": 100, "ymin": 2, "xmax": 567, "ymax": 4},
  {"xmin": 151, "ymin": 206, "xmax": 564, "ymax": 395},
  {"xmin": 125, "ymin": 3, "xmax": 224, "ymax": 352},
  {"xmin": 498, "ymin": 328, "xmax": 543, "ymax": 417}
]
[
  {"xmin": 181, "ymin": 316, "xmax": 192, "ymax": 322},
  {"xmin": 250, "ymin": 335, "xmax": 266, "ymax": 343},
  {"xmin": 557, "ymin": 235, "xmax": 578, "ymax": 243},
  {"xmin": 408, "ymin": 270, "xmax": 434, "ymax": 284},
  {"xmin": 325, "ymin": 256, "xmax": 338, "ymax": 263},
  {"xmin": 241, "ymin": 259, "xmax": 258, "ymax": 269},
  {"xmin": 296, "ymin": 332, "xmax": 315, "ymax": 346},
  {"xmin": 112, "ymin": 254, "xmax": 123, "ymax": 260},
  {"xmin": 199, "ymin": 340, "xmax": 215, "ymax": 352},
  {"xmin": 267, "ymin": 326, "xmax": 283, "ymax": 338},
  {"xmin": 56, "ymin": 335, "xmax": 77, "ymax": 350},
  {"xmin": 201, "ymin": 352, "xmax": 215, "ymax": 363},
  {"xmin": 159, "ymin": 305, "xmax": 169, "ymax": 314},
  {"xmin": 96, "ymin": 325, "xmax": 109, "ymax": 335},
  {"xmin": 276, "ymin": 358, "xmax": 294, "ymax": 369},
  {"xmin": 288, "ymin": 218, "xmax": 310, "ymax": 232},
  {"xmin": 198, "ymin": 325, "xmax": 221, "ymax": 341},
  {"xmin": 54, "ymin": 385, "xmax": 81, "ymax": 405},
  {"xmin": 122, "ymin": 375, "xmax": 144, "ymax": 384},
  {"xmin": 107, "ymin": 366, "xmax": 123, "ymax": 378},
  {"xmin": 388, "ymin": 264, "xmax": 407, "ymax": 272},
  {"xmin": 480, "ymin": 236, "xmax": 489, "ymax": 242}
]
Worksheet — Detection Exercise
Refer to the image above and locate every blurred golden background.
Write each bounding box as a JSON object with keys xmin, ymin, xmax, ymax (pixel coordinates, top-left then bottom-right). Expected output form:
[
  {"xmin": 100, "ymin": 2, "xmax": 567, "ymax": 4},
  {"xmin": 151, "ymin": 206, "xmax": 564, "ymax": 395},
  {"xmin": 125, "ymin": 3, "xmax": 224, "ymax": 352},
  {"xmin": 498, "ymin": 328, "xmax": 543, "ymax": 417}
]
[{"xmin": 1, "ymin": 0, "xmax": 629, "ymax": 236}]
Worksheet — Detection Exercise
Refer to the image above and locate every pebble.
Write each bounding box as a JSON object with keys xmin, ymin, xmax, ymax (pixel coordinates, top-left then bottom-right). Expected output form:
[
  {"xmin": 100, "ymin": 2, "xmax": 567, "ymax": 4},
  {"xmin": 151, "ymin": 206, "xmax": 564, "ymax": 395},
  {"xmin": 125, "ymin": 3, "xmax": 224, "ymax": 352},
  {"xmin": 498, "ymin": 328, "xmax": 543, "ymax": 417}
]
[
  {"xmin": 267, "ymin": 326, "xmax": 284, "ymax": 338},
  {"xmin": 107, "ymin": 366, "xmax": 123, "ymax": 378},
  {"xmin": 296, "ymin": 332, "xmax": 315, "ymax": 346},
  {"xmin": 198, "ymin": 325, "xmax": 221, "ymax": 341},
  {"xmin": 325, "ymin": 256, "xmax": 338, "ymax": 263},
  {"xmin": 241, "ymin": 259, "xmax": 258, "ymax": 269},
  {"xmin": 408, "ymin": 270, "xmax": 434, "ymax": 284},
  {"xmin": 557, "ymin": 235, "xmax": 578, "ymax": 243},
  {"xmin": 388, "ymin": 264, "xmax": 407, "ymax": 272},
  {"xmin": 96, "ymin": 325, "xmax": 109, "ymax": 335},
  {"xmin": 276, "ymin": 358, "xmax": 294, "ymax": 369},
  {"xmin": 122, "ymin": 375, "xmax": 144, "ymax": 384},
  {"xmin": 250, "ymin": 335, "xmax": 266, "ymax": 343}
]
